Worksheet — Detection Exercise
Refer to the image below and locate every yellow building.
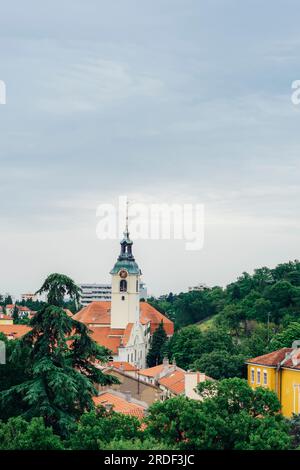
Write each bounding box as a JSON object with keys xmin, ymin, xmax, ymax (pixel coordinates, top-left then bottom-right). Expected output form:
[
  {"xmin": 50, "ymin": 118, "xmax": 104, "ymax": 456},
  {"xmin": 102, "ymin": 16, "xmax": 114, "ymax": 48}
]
[
  {"xmin": 0, "ymin": 314, "xmax": 13, "ymax": 325},
  {"xmin": 246, "ymin": 343, "xmax": 300, "ymax": 418}
]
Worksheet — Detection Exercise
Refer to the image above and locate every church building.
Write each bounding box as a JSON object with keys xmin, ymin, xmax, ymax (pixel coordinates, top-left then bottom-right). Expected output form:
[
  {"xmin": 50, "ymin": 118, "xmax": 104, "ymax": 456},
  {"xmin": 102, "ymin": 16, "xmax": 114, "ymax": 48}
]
[{"xmin": 73, "ymin": 226, "xmax": 174, "ymax": 368}]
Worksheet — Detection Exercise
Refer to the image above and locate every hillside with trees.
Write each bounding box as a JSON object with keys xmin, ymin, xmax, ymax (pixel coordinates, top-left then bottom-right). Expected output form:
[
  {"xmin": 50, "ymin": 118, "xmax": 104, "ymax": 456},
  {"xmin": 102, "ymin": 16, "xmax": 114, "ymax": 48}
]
[{"xmin": 149, "ymin": 260, "xmax": 300, "ymax": 380}]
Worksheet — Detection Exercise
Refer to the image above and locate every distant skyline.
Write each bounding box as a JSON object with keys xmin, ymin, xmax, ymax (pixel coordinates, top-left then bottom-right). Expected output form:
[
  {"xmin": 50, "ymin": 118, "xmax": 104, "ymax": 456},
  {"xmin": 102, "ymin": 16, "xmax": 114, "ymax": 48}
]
[{"xmin": 1, "ymin": 1, "xmax": 300, "ymax": 298}]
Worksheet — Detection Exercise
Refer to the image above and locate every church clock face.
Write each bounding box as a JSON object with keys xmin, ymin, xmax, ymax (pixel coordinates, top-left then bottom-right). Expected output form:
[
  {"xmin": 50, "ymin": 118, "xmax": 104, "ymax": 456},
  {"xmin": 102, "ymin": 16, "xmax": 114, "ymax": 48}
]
[{"xmin": 119, "ymin": 269, "xmax": 128, "ymax": 279}]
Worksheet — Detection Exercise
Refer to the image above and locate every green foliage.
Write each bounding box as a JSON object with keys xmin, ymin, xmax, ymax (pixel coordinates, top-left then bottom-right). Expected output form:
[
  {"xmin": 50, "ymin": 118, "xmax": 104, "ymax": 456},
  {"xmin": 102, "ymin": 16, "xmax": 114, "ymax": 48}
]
[
  {"xmin": 68, "ymin": 407, "xmax": 141, "ymax": 450},
  {"xmin": 269, "ymin": 322, "xmax": 300, "ymax": 350},
  {"xmin": 145, "ymin": 379, "xmax": 290, "ymax": 450},
  {"xmin": 150, "ymin": 260, "xmax": 300, "ymax": 331},
  {"xmin": 146, "ymin": 321, "xmax": 168, "ymax": 367},
  {"xmin": 101, "ymin": 438, "xmax": 173, "ymax": 450},
  {"xmin": 0, "ymin": 274, "xmax": 117, "ymax": 437},
  {"xmin": 0, "ymin": 416, "xmax": 63, "ymax": 450},
  {"xmin": 35, "ymin": 272, "xmax": 82, "ymax": 307},
  {"xmin": 145, "ymin": 395, "xmax": 203, "ymax": 449},
  {"xmin": 288, "ymin": 414, "xmax": 300, "ymax": 449},
  {"xmin": 167, "ymin": 325, "xmax": 236, "ymax": 371},
  {"xmin": 193, "ymin": 350, "xmax": 245, "ymax": 380},
  {"xmin": 195, "ymin": 379, "xmax": 290, "ymax": 450}
]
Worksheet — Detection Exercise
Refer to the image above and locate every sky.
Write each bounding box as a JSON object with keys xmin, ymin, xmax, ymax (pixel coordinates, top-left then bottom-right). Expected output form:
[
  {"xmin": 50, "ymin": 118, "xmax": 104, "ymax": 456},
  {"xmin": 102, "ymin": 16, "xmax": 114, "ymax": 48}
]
[{"xmin": 1, "ymin": 0, "xmax": 300, "ymax": 299}]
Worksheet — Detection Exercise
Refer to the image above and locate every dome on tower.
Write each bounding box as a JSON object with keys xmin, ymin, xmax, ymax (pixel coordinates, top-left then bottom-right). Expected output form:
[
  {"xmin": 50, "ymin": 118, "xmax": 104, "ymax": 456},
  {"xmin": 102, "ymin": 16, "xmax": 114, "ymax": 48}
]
[{"xmin": 110, "ymin": 229, "xmax": 141, "ymax": 275}]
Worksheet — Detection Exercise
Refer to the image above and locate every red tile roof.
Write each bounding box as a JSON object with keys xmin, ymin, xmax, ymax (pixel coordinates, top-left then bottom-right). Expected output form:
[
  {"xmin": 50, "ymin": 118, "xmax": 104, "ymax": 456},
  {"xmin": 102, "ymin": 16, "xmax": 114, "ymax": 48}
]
[
  {"xmin": 123, "ymin": 323, "xmax": 133, "ymax": 346},
  {"xmin": 93, "ymin": 392, "xmax": 145, "ymax": 419},
  {"xmin": 109, "ymin": 361, "xmax": 138, "ymax": 372},
  {"xmin": 73, "ymin": 301, "xmax": 111, "ymax": 324},
  {"xmin": 0, "ymin": 315, "xmax": 12, "ymax": 320},
  {"xmin": 89, "ymin": 327, "xmax": 124, "ymax": 354},
  {"xmin": 246, "ymin": 348, "xmax": 292, "ymax": 367},
  {"xmin": 0, "ymin": 325, "xmax": 31, "ymax": 339},
  {"xmin": 159, "ymin": 370, "xmax": 185, "ymax": 395},
  {"xmin": 74, "ymin": 301, "xmax": 174, "ymax": 336},
  {"xmin": 64, "ymin": 309, "xmax": 74, "ymax": 317},
  {"xmin": 140, "ymin": 302, "xmax": 174, "ymax": 335},
  {"xmin": 139, "ymin": 363, "xmax": 169, "ymax": 378}
]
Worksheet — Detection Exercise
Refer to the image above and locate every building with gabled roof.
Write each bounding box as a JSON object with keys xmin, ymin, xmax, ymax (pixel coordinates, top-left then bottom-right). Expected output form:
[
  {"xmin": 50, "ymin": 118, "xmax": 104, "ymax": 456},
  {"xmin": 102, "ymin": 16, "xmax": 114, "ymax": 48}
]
[
  {"xmin": 246, "ymin": 341, "xmax": 300, "ymax": 417},
  {"xmin": 93, "ymin": 389, "xmax": 147, "ymax": 419},
  {"xmin": 0, "ymin": 324, "xmax": 31, "ymax": 339}
]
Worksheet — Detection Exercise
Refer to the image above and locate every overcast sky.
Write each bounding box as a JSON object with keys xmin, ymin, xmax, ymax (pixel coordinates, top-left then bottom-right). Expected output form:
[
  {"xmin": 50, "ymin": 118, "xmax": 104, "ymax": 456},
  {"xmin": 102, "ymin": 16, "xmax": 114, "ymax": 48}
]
[{"xmin": 1, "ymin": 0, "xmax": 300, "ymax": 299}]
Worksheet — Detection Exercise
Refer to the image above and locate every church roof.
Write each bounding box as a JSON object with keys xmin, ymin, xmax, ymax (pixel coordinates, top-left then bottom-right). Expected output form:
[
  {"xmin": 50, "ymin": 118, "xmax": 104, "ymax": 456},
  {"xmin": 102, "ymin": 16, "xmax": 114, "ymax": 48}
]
[
  {"xmin": 89, "ymin": 326, "xmax": 124, "ymax": 354},
  {"xmin": 110, "ymin": 225, "xmax": 141, "ymax": 275},
  {"xmin": 110, "ymin": 259, "xmax": 141, "ymax": 275},
  {"xmin": 73, "ymin": 301, "xmax": 111, "ymax": 324},
  {"xmin": 73, "ymin": 301, "xmax": 174, "ymax": 336}
]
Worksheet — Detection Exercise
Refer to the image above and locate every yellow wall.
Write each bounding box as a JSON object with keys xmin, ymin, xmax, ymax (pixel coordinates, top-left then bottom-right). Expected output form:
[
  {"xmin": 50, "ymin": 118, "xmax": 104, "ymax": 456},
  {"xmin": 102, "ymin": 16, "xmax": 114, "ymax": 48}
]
[
  {"xmin": 280, "ymin": 368, "xmax": 300, "ymax": 418},
  {"xmin": 0, "ymin": 319, "xmax": 13, "ymax": 325},
  {"xmin": 247, "ymin": 363, "xmax": 300, "ymax": 418},
  {"xmin": 247, "ymin": 364, "xmax": 276, "ymax": 393}
]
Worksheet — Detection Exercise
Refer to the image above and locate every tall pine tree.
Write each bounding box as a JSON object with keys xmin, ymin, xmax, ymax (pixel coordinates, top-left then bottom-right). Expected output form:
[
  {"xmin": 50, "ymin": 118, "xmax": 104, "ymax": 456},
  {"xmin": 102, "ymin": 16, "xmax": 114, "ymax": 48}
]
[
  {"xmin": 1, "ymin": 273, "xmax": 117, "ymax": 437},
  {"xmin": 146, "ymin": 321, "xmax": 168, "ymax": 367}
]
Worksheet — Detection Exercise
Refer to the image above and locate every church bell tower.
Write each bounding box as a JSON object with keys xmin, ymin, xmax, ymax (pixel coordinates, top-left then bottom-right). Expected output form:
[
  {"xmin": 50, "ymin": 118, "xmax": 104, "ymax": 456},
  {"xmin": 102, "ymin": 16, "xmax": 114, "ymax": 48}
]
[{"xmin": 110, "ymin": 213, "xmax": 141, "ymax": 329}]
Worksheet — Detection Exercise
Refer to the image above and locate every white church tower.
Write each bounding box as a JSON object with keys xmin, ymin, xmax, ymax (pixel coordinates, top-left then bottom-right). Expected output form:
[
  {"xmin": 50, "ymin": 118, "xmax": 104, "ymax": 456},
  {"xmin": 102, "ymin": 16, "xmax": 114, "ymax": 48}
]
[{"xmin": 110, "ymin": 216, "xmax": 141, "ymax": 330}]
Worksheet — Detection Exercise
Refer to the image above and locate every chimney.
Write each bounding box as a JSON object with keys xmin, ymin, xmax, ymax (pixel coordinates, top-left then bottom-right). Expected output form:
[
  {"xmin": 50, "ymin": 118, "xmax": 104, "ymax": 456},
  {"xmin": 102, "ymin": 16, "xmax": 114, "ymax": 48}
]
[
  {"xmin": 104, "ymin": 403, "xmax": 113, "ymax": 412},
  {"xmin": 124, "ymin": 391, "xmax": 132, "ymax": 402},
  {"xmin": 184, "ymin": 371, "xmax": 203, "ymax": 401},
  {"xmin": 163, "ymin": 357, "xmax": 169, "ymax": 367}
]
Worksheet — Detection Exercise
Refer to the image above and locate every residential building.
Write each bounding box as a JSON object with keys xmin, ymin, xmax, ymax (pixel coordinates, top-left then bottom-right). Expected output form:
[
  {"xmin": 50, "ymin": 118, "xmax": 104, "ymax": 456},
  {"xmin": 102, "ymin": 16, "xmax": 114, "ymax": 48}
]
[
  {"xmin": 97, "ymin": 361, "xmax": 159, "ymax": 406},
  {"xmin": 0, "ymin": 314, "xmax": 13, "ymax": 325},
  {"xmin": 93, "ymin": 389, "xmax": 147, "ymax": 419},
  {"xmin": 138, "ymin": 358, "xmax": 212, "ymax": 400},
  {"xmin": 5, "ymin": 304, "xmax": 15, "ymax": 316},
  {"xmin": 246, "ymin": 341, "xmax": 300, "ymax": 417},
  {"xmin": 0, "ymin": 325, "xmax": 31, "ymax": 340},
  {"xmin": 79, "ymin": 284, "xmax": 112, "ymax": 306}
]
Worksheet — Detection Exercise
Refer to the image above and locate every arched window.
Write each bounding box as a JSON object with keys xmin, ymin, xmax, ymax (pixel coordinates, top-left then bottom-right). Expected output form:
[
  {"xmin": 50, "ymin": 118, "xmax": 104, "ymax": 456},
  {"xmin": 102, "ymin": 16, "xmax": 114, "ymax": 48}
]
[{"xmin": 120, "ymin": 279, "xmax": 127, "ymax": 292}]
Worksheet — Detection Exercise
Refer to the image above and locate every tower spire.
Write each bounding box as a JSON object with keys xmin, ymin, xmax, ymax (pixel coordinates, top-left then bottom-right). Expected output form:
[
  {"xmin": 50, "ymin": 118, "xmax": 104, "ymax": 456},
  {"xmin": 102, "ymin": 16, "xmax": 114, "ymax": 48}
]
[{"xmin": 124, "ymin": 198, "xmax": 129, "ymax": 238}]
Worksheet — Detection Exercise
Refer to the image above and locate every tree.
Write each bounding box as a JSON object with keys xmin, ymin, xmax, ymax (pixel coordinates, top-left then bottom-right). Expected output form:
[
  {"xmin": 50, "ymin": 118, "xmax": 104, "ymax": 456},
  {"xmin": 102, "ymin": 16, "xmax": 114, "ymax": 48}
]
[
  {"xmin": 192, "ymin": 350, "xmax": 245, "ymax": 380},
  {"xmin": 146, "ymin": 321, "xmax": 168, "ymax": 367},
  {"xmin": 0, "ymin": 416, "xmax": 63, "ymax": 450},
  {"xmin": 102, "ymin": 438, "xmax": 175, "ymax": 450},
  {"xmin": 0, "ymin": 273, "xmax": 117, "ymax": 437},
  {"xmin": 12, "ymin": 304, "xmax": 19, "ymax": 324},
  {"xmin": 144, "ymin": 379, "xmax": 291, "ymax": 450},
  {"xmin": 195, "ymin": 378, "xmax": 290, "ymax": 450},
  {"xmin": 68, "ymin": 407, "xmax": 141, "ymax": 450},
  {"xmin": 145, "ymin": 395, "xmax": 203, "ymax": 449},
  {"xmin": 35, "ymin": 273, "xmax": 81, "ymax": 307},
  {"xmin": 167, "ymin": 325, "xmax": 236, "ymax": 370},
  {"xmin": 288, "ymin": 414, "xmax": 300, "ymax": 449},
  {"xmin": 269, "ymin": 322, "xmax": 300, "ymax": 350},
  {"xmin": 0, "ymin": 334, "xmax": 31, "ymax": 420},
  {"xmin": 4, "ymin": 295, "xmax": 13, "ymax": 306}
]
